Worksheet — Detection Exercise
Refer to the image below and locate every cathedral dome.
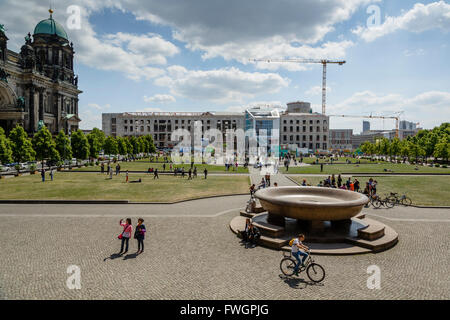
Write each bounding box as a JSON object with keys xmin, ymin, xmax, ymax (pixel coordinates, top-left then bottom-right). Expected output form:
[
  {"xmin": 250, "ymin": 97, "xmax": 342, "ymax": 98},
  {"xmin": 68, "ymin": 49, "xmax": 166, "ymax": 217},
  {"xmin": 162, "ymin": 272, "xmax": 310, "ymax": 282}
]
[{"xmin": 33, "ymin": 11, "xmax": 68, "ymax": 40}]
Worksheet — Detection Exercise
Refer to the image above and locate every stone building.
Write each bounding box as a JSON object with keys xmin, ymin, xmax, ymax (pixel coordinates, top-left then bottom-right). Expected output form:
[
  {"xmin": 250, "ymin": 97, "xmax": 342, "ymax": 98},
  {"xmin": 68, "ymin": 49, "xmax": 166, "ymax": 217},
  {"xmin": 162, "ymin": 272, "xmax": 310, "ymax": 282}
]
[
  {"xmin": 103, "ymin": 101, "xmax": 330, "ymax": 153},
  {"xmin": 279, "ymin": 102, "xmax": 329, "ymax": 151},
  {"xmin": 0, "ymin": 10, "xmax": 81, "ymax": 136},
  {"xmin": 102, "ymin": 111, "xmax": 244, "ymax": 149},
  {"xmin": 330, "ymin": 129, "xmax": 353, "ymax": 152}
]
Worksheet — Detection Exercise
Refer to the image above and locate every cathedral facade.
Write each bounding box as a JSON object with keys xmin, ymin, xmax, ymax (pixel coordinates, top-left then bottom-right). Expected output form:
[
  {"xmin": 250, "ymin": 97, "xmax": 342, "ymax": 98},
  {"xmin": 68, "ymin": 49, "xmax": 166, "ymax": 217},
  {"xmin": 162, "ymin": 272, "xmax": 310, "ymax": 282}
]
[{"xmin": 0, "ymin": 10, "xmax": 81, "ymax": 136}]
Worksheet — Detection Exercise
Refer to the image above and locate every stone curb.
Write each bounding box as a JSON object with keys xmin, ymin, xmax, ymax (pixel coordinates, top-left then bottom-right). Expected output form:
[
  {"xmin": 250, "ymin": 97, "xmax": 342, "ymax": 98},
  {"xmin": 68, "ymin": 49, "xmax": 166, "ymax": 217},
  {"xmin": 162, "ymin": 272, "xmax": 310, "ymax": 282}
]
[{"xmin": 0, "ymin": 193, "xmax": 249, "ymax": 205}]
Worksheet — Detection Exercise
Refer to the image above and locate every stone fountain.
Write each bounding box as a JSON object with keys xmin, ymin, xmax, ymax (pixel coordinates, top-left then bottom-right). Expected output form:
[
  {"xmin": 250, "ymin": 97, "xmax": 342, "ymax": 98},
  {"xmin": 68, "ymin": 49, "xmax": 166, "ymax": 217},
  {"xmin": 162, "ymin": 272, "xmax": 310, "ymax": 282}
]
[{"xmin": 229, "ymin": 186, "xmax": 398, "ymax": 255}]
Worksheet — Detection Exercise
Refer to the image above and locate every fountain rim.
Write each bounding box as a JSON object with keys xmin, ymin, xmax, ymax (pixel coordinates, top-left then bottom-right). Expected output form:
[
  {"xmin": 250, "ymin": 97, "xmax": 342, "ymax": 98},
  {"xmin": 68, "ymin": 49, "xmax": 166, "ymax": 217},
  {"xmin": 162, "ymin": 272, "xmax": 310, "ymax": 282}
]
[{"xmin": 254, "ymin": 186, "xmax": 369, "ymax": 208}]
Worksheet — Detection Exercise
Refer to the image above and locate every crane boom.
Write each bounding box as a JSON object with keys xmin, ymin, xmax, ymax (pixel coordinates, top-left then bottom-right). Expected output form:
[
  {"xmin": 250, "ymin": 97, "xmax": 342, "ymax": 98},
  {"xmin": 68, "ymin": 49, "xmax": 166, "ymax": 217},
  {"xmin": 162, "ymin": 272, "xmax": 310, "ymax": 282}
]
[
  {"xmin": 329, "ymin": 114, "xmax": 402, "ymax": 138},
  {"xmin": 251, "ymin": 58, "xmax": 345, "ymax": 115}
]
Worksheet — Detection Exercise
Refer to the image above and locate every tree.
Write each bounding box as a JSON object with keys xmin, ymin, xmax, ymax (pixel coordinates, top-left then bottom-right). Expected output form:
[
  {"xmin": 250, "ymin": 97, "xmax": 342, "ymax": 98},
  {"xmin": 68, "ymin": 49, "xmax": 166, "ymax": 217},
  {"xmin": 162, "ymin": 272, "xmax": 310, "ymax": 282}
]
[
  {"xmin": 143, "ymin": 134, "xmax": 156, "ymax": 153},
  {"xmin": 117, "ymin": 137, "xmax": 128, "ymax": 156},
  {"xmin": 103, "ymin": 136, "xmax": 118, "ymax": 156},
  {"xmin": 389, "ymin": 137, "xmax": 401, "ymax": 158},
  {"xmin": 90, "ymin": 127, "xmax": 105, "ymax": 150},
  {"xmin": 434, "ymin": 135, "xmax": 449, "ymax": 161},
  {"xmin": 129, "ymin": 136, "xmax": 139, "ymax": 155},
  {"xmin": 361, "ymin": 141, "xmax": 375, "ymax": 156},
  {"xmin": 32, "ymin": 125, "xmax": 60, "ymax": 162},
  {"xmin": 0, "ymin": 129, "xmax": 13, "ymax": 164},
  {"xmin": 86, "ymin": 132, "xmax": 101, "ymax": 160},
  {"xmin": 8, "ymin": 125, "xmax": 35, "ymax": 162},
  {"xmin": 71, "ymin": 129, "xmax": 90, "ymax": 162},
  {"xmin": 55, "ymin": 130, "xmax": 72, "ymax": 161},
  {"xmin": 125, "ymin": 138, "xmax": 133, "ymax": 156}
]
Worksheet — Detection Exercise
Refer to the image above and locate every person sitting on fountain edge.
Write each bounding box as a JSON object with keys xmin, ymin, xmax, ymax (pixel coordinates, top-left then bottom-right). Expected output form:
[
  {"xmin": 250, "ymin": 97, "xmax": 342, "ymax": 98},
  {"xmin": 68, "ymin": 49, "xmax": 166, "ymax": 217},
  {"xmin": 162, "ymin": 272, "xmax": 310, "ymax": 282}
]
[{"xmin": 292, "ymin": 234, "xmax": 310, "ymax": 275}]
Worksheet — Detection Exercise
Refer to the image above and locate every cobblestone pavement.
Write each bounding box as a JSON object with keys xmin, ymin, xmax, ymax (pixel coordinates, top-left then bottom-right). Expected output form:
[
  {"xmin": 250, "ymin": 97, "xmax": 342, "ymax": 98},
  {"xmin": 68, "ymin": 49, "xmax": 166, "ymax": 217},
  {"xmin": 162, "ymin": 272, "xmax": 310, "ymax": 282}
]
[{"xmin": 0, "ymin": 198, "xmax": 448, "ymax": 300}]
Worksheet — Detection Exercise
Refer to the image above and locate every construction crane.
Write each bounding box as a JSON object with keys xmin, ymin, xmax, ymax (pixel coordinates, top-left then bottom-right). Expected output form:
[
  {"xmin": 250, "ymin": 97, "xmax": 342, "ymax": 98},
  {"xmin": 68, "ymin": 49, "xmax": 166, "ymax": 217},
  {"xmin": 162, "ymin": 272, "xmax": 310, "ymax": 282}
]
[
  {"xmin": 251, "ymin": 58, "xmax": 346, "ymax": 115},
  {"xmin": 328, "ymin": 113, "xmax": 403, "ymax": 138}
]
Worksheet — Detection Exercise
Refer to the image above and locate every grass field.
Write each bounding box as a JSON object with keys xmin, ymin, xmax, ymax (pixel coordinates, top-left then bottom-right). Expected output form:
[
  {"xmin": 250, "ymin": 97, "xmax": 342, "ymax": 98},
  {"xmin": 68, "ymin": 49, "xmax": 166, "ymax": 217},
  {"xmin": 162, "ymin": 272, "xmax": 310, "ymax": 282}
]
[
  {"xmin": 281, "ymin": 162, "xmax": 450, "ymax": 174},
  {"xmin": 0, "ymin": 172, "xmax": 250, "ymax": 202},
  {"xmin": 289, "ymin": 175, "xmax": 450, "ymax": 206},
  {"xmin": 74, "ymin": 160, "xmax": 249, "ymax": 174}
]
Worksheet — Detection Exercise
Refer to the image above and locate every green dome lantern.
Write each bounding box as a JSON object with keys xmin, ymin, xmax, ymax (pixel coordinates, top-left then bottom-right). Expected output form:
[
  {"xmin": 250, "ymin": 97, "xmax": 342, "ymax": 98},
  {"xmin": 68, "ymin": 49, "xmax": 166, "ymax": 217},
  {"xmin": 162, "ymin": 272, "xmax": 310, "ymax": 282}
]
[{"xmin": 33, "ymin": 9, "xmax": 68, "ymax": 40}]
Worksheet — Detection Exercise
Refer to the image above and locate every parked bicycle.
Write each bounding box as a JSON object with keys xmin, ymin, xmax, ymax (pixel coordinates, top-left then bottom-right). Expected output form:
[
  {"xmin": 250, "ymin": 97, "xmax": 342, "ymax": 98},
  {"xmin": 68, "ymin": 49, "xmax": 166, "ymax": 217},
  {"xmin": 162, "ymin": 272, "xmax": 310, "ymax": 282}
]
[
  {"xmin": 280, "ymin": 251, "xmax": 325, "ymax": 283},
  {"xmin": 245, "ymin": 195, "xmax": 257, "ymax": 213},
  {"xmin": 387, "ymin": 192, "xmax": 412, "ymax": 206}
]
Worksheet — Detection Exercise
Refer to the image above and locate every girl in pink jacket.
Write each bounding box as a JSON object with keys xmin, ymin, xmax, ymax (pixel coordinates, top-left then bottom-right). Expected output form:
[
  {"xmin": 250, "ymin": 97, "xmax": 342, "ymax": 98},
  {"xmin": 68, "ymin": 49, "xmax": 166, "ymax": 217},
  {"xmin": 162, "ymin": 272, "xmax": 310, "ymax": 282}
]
[{"xmin": 119, "ymin": 218, "xmax": 132, "ymax": 254}]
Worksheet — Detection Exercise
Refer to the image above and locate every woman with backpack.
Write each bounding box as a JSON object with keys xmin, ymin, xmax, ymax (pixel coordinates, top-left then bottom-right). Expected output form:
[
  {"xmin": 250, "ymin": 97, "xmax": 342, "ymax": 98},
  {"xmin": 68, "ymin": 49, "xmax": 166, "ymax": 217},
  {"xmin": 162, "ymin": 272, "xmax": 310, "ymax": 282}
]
[
  {"xmin": 134, "ymin": 218, "xmax": 147, "ymax": 254},
  {"xmin": 119, "ymin": 218, "xmax": 132, "ymax": 254}
]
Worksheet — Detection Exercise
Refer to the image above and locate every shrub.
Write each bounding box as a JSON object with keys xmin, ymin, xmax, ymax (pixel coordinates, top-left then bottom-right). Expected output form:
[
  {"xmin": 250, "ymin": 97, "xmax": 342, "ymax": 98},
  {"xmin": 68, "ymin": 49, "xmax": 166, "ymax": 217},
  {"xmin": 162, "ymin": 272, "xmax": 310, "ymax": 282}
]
[{"xmin": 84, "ymin": 163, "xmax": 88, "ymax": 167}]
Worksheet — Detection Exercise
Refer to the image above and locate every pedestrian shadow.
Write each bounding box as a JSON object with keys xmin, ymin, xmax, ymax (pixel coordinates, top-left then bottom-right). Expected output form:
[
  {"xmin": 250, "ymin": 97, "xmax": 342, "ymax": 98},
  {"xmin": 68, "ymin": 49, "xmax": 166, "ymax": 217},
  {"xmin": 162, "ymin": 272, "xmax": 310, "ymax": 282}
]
[
  {"xmin": 103, "ymin": 253, "xmax": 123, "ymax": 261},
  {"xmin": 279, "ymin": 274, "xmax": 324, "ymax": 289},
  {"xmin": 239, "ymin": 240, "xmax": 257, "ymax": 249},
  {"xmin": 122, "ymin": 253, "xmax": 139, "ymax": 260}
]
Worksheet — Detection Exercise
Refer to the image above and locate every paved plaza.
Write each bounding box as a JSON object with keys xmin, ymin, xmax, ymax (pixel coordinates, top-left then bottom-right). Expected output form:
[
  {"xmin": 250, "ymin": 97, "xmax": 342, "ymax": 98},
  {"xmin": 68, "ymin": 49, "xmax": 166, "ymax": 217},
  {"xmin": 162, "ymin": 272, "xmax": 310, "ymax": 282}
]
[{"xmin": 0, "ymin": 196, "xmax": 448, "ymax": 300}]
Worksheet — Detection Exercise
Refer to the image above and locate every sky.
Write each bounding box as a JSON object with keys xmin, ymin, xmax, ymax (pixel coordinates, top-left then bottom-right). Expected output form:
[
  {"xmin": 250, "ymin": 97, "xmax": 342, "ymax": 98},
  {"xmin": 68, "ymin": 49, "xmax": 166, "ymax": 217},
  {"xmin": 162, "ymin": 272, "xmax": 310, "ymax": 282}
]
[{"xmin": 0, "ymin": 0, "xmax": 449, "ymax": 133}]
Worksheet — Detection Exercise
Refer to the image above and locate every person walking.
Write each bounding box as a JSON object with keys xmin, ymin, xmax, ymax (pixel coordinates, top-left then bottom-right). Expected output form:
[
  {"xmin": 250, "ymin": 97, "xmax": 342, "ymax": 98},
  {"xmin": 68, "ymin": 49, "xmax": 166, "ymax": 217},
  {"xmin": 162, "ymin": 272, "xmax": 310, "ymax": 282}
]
[
  {"xmin": 41, "ymin": 168, "xmax": 45, "ymax": 182},
  {"xmin": 154, "ymin": 168, "xmax": 159, "ymax": 179},
  {"xmin": 134, "ymin": 218, "xmax": 146, "ymax": 254},
  {"xmin": 109, "ymin": 167, "xmax": 113, "ymax": 179},
  {"xmin": 337, "ymin": 174, "xmax": 342, "ymax": 188},
  {"xmin": 126, "ymin": 170, "xmax": 129, "ymax": 183},
  {"xmin": 119, "ymin": 218, "xmax": 132, "ymax": 254},
  {"xmin": 188, "ymin": 168, "xmax": 192, "ymax": 180},
  {"xmin": 204, "ymin": 168, "xmax": 208, "ymax": 179},
  {"xmin": 50, "ymin": 168, "xmax": 54, "ymax": 181},
  {"xmin": 193, "ymin": 167, "xmax": 197, "ymax": 178},
  {"xmin": 101, "ymin": 163, "xmax": 105, "ymax": 174}
]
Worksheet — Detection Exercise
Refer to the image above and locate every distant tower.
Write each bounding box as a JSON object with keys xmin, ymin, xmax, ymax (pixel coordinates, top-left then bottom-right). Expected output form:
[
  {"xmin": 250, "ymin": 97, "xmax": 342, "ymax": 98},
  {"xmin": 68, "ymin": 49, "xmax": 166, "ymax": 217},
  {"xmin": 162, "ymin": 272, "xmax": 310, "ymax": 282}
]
[{"xmin": 363, "ymin": 120, "xmax": 370, "ymax": 133}]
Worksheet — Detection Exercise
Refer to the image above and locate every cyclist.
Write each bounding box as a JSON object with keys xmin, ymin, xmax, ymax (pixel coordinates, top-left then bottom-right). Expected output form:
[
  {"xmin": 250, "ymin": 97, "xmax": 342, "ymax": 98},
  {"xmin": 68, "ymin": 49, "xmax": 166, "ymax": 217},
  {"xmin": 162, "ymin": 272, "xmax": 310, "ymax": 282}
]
[{"xmin": 291, "ymin": 234, "xmax": 310, "ymax": 275}]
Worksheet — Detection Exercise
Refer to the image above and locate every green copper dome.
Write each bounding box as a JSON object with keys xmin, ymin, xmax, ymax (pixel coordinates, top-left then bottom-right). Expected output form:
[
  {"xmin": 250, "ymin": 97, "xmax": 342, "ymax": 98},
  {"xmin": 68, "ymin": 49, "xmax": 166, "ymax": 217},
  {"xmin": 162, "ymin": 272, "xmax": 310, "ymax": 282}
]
[{"xmin": 33, "ymin": 15, "xmax": 68, "ymax": 40}]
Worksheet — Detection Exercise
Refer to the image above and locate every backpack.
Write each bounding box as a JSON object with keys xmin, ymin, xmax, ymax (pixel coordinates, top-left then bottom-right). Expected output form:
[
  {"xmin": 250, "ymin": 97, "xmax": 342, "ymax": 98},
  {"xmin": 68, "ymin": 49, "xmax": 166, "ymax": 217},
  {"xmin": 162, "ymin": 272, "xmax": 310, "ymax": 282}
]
[{"xmin": 289, "ymin": 238, "xmax": 296, "ymax": 246}]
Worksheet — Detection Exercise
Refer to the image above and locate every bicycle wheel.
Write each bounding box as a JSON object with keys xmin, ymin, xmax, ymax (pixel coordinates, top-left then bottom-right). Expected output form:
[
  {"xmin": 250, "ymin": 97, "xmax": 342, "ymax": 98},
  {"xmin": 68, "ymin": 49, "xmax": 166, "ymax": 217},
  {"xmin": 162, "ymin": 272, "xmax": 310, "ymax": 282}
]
[
  {"xmin": 386, "ymin": 195, "xmax": 397, "ymax": 207},
  {"xmin": 306, "ymin": 263, "xmax": 326, "ymax": 283},
  {"xmin": 401, "ymin": 197, "xmax": 412, "ymax": 206},
  {"xmin": 385, "ymin": 197, "xmax": 395, "ymax": 208},
  {"xmin": 280, "ymin": 258, "xmax": 296, "ymax": 276},
  {"xmin": 373, "ymin": 199, "xmax": 382, "ymax": 209}
]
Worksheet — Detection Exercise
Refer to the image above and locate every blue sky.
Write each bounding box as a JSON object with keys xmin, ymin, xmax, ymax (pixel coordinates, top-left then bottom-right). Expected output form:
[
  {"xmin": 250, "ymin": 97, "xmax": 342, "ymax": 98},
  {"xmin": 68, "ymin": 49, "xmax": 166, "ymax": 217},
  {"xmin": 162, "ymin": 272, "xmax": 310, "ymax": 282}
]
[{"xmin": 1, "ymin": 0, "xmax": 449, "ymax": 132}]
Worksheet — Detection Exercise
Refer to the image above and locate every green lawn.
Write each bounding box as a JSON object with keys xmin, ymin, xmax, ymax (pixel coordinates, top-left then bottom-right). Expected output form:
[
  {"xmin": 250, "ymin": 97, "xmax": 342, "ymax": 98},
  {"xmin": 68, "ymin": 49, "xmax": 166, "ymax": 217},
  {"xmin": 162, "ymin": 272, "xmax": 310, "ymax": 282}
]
[
  {"xmin": 74, "ymin": 160, "xmax": 249, "ymax": 174},
  {"xmin": 281, "ymin": 163, "xmax": 450, "ymax": 174},
  {"xmin": 0, "ymin": 172, "xmax": 250, "ymax": 202},
  {"xmin": 289, "ymin": 175, "xmax": 450, "ymax": 206}
]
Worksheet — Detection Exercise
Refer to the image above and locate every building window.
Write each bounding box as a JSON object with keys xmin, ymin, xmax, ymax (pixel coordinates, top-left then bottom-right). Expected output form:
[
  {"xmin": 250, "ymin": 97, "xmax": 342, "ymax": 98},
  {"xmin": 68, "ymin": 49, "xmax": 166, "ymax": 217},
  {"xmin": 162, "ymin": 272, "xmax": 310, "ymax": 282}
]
[
  {"xmin": 130, "ymin": 120, "xmax": 133, "ymax": 124},
  {"xmin": 124, "ymin": 126, "xmax": 128, "ymax": 132},
  {"xmin": 147, "ymin": 126, "xmax": 150, "ymax": 131},
  {"xmin": 310, "ymin": 126, "xmax": 313, "ymax": 132},
  {"xmin": 324, "ymin": 135, "xmax": 327, "ymax": 141},
  {"xmin": 130, "ymin": 126, "xmax": 133, "ymax": 132},
  {"xmin": 317, "ymin": 126, "xmax": 320, "ymax": 132},
  {"xmin": 112, "ymin": 118, "xmax": 116, "ymax": 124},
  {"xmin": 124, "ymin": 119, "xmax": 127, "ymax": 124}
]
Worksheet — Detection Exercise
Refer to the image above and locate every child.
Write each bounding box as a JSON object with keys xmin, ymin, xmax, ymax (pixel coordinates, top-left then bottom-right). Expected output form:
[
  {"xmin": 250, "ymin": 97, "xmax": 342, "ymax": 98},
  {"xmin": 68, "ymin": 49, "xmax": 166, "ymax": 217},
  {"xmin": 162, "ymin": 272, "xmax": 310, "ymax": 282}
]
[{"xmin": 134, "ymin": 218, "xmax": 147, "ymax": 254}]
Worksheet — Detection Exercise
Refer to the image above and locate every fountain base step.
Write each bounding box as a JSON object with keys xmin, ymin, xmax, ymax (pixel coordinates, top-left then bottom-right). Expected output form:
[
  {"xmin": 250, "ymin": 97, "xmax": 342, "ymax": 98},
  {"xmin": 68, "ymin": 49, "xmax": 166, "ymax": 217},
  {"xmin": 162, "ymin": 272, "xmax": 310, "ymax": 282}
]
[{"xmin": 229, "ymin": 212, "xmax": 398, "ymax": 255}]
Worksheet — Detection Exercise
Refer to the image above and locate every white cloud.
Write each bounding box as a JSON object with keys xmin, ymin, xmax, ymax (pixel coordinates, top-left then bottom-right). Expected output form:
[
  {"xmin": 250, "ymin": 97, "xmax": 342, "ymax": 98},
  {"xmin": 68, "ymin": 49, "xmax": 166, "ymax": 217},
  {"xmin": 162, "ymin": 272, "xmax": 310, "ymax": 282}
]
[
  {"xmin": 128, "ymin": 0, "xmax": 371, "ymax": 68},
  {"xmin": 87, "ymin": 103, "xmax": 111, "ymax": 110},
  {"xmin": 0, "ymin": 0, "xmax": 178, "ymax": 81},
  {"xmin": 328, "ymin": 90, "xmax": 450, "ymax": 131},
  {"xmin": 155, "ymin": 66, "xmax": 290, "ymax": 103},
  {"xmin": 226, "ymin": 101, "xmax": 284, "ymax": 113},
  {"xmin": 403, "ymin": 48, "xmax": 426, "ymax": 57},
  {"xmin": 143, "ymin": 94, "xmax": 176, "ymax": 104},
  {"xmin": 353, "ymin": 1, "xmax": 450, "ymax": 42},
  {"xmin": 136, "ymin": 107, "xmax": 164, "ymax": 112},
  {"xmin": 305, "ymin": 85, "xmax": 332, "ymax": 96}
]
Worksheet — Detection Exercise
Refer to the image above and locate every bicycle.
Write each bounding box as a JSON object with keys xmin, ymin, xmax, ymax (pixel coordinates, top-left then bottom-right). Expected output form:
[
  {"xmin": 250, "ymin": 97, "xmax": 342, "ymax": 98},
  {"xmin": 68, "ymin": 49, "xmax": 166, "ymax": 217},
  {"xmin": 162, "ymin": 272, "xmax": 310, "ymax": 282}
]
[
  {"xmin": 280, "ymin": 251, "xmax": 325, "ymax": 283},
  {"xmin": 386, "ymin": 192, "xmax": 412, "ymax": 206},
  {"xmin": 245, "ymin": 194, "xmax": 257, "ymax": 213},
  {"xmin": 373, "ymin": 194, "xmax": 394, "ymax": 209}
]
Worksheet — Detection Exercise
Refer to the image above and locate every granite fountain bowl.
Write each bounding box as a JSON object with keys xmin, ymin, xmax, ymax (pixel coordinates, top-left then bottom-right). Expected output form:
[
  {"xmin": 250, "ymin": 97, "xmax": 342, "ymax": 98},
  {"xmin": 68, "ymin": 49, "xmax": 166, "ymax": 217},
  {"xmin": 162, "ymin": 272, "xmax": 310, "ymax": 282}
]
[{"xmin": 254, "ymin": 186, "xmax": 369, "ymax": 221}]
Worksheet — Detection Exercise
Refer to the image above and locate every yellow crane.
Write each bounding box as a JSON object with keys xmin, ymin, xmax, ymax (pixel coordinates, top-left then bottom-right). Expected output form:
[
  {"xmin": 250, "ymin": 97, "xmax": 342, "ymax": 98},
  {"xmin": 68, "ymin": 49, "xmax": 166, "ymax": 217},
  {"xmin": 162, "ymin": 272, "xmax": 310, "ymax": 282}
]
[
  {"xmin": 251, "ymin": 58, "xmax": 346, "ymax": 115},
  {"xmin": 328, "ymin": 113, "xmax": 403, "ymax": 138}
]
